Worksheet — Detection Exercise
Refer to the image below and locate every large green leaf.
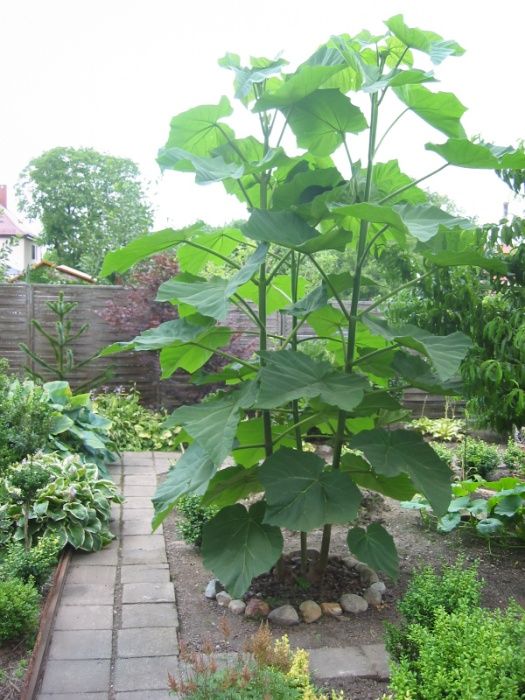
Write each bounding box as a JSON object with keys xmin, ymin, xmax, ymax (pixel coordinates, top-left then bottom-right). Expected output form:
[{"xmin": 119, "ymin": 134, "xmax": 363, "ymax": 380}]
[
  {"xmin": 259, "ymin": 448, "xmax": 361, "ymax": 531},
  {"xmin": 286, "ymin": 89, "xmax": 367, "ymax": 156},
  {"xmin": 350, "ymin": 428, "xmax": 452, "ymax": 516},
  {"xmin": 157, "ymin": 147, "xmax": 244, "ymax": 183},
  {"xmin": 364, "ymin": 68, "xmax": 437, "ymax": 94},
  {"xmin": 362, "ymin": 316, "xmax": 471, "ymax": 382},
  {"xmin": 201, "ymin": 502, "xmax": 283, "ymax": 597},
  {"xmin": 167, "ymin": 385, "xmax": 256, "ymax": 466},
  {"xmin": 392, "ymin": 351, "xmax": 463, "ymax": 395},
  {"xmin": 233, "ymin": 418, "xmax": 296, "ymax": 468},
  {"xmin": 385, "ymin": 15, "xmax": 464, "ymax": 65},
  {"xmin": 341, "ymin": 452, "xmax": 416, "ymax": 501},
  {"xmin": 426, "ymin": 139, "xmax": 525, "ymax": 169},
  {"xmin": 243, "ymin": 210, "xmax": 347, "ymax": 253},
  {"xmin": 162, "ymin": 97, "xmax": 234, "ymax": 156},
  {"xmin": 157, "ymin": 244, "xmax": 267, "ymax": 321},
  {"xmin": 256, "ymin": 350, "xmax": 368, "ymax": 411},
  {"xmin": 219, "ymin": 54, "xmax": 287, "ymax": 101},
  {"xmin": 370, "ymin": 160, "xmax": 427, "ymax": 205},
  {"xmin": 100, "ymin": 224, "xmax": 203, "ymax": 277},
  {"xmin": 151, "ymin": 444, "xmax": 215, "ymax": 529},
  {"xmin": 254, "ymin": 46, "xmax": 351, "ymax": 112},
  {"xmin": 159, "ymin": 327, "xmax": 232, "ymax": 376},
  {"xmin": 100, "ymin": 316, "xmax": 215, "ymax": 356},
  {"xmin": 177, "ymin": 228, "xmax": 244, "ymax": 274},
  {"xmin": 284, "ymin": 271, "xmax": 365, "ymax": 318},
  {"xmin": 329, "ymin": 202, "xmax": 473, "ymax": 243},
  {"xmin": 202, "ymin": 466, "xmax": 263, "ymax": 508},
  {"xmin": 393, "ymin": 84, "xmax": 466, "ymax": 138},
  {"xmin": 416, "ymin": 228, "xmax": 508, "ymax": 274},
  {"xmin": 347, "ymin": 523, "xmax": 399, "ymax": 580},
  {"xmin": 238, "ymin": 274, "xmax": 307, "ymax": 314},
  {"xmin": 272, "ymin": 167, "xmax": 343, "ymax": 210}
]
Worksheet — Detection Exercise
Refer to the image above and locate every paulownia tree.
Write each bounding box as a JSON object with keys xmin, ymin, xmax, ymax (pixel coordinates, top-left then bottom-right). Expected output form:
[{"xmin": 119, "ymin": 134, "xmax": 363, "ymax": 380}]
[{"xmin": 101, "ymin": 16, "xmax": 525, "ymax": 597}]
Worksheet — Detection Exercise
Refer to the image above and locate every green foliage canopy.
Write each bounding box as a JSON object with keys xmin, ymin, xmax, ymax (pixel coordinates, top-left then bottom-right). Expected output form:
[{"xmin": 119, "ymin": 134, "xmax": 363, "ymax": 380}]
[{"xmin": 16, "ymin": 147, "xmax": 153, "ymax": 275}]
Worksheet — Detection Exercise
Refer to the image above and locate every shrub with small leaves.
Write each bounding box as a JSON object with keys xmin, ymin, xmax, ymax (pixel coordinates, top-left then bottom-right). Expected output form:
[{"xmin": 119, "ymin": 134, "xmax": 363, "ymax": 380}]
[
  {"xmin": 176, "ymin": 496, "xmax": 219, "ymax": 547},
  {"xmin": 388, "ymin": 604, "xmax": 525, "ymax": 700},
  {"xmin": 0, "ymin": 578, "xmax": 40, "ymax": 643},
  {"xmin": 460, "ymin": 438, "xmax": 500, "ymax": 478},
  {"xmin": 0, "ymin": 535, "xmax": 61, "ymax": 590},
  {"xmin": 385, "ymin": 558, "xmax": 482, "ymax": 662},
  {"xmin": 503, "ymin": 439, "xmax": 525, "ymax": 474}
]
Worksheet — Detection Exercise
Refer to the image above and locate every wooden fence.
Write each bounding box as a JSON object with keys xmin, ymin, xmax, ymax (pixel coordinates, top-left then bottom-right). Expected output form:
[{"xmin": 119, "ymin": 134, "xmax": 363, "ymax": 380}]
[{"xmin": 0, "ymin": 283, "xmax": 451, "ymax": 415}]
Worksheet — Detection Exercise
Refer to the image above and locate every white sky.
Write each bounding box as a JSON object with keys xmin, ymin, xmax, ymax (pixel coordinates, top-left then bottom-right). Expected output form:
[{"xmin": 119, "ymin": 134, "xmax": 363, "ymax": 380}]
[{"xmin": 2, "ymin": 0, "xmax": 524, "ymax": 232}]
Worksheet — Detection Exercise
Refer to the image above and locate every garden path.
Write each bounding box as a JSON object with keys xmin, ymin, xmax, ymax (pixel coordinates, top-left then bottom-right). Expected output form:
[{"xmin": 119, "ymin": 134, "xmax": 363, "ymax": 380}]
[{"xmin": 35, "ymin": 452, "xmax": 388, "ymax": 700}]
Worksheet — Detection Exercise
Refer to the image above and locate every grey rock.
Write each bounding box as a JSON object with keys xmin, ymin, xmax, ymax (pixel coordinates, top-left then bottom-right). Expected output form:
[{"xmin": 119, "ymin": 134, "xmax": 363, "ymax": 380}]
[
  {"xmin": 342, "ymin": 556, "xmax": 359, "ymax": 570},
  {"xmin": 340, "ymin": 593, "xmax": 368, "ymax": 614},
  {"xmin": 364, "ymin": 586, "xmax": 383, "ymax": 607},
  {"xmin": 356, "ymin": 564, "xmax": 379, "ymax": 586},
  {"xmin": 204, "ymin": 578, "xmax": 224, "ymax": 600},
  {"xmin": 268, "ymin": 605, "xmax": 299, "ymax": 626},
  {"xmin": 216, "ymin": 591, "xmax": 232, "ymax": 607},
  {"xmin": 369, "ymin": 581, "xmax": 386, "ymax": 595},
  {"xmin": 228, "ymin": 599, "xmax": 246, "ymax": 615},
  {"xmin": 299, "ymin": 600, "xmax": 322, "ymax": 623}
]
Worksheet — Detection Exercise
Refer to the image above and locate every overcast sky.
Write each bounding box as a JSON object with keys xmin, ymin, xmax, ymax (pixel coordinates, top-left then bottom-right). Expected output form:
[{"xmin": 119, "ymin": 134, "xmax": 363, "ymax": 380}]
[{"xmin": 2, "ymin": 0, "xmax": 524, "ymax": 232}]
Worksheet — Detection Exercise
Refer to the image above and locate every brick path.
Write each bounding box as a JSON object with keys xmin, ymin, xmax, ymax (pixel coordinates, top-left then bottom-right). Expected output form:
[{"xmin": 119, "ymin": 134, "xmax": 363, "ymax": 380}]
[{"xmin": 37, "ymin": 451, "xmax": 388, "ymax": 699}]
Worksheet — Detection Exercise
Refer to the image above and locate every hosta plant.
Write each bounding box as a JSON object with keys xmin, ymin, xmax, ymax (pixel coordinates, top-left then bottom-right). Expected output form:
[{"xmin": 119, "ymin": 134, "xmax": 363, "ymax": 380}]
[
  {"xmin": 403, "ymin": 475, "xmax": 525, "ymax": 541},
  {"xmin": 101, "ymin": 17, "xmax": 525, "ymax": 596},
  {"xmin": 2, "ymin": 452, "xmax": 122, "ymax": 551}
]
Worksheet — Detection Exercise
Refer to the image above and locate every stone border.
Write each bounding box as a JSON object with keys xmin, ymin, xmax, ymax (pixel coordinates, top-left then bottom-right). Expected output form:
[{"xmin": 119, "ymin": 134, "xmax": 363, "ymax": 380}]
[
  {"xmin": 20, "ymin": 547, "xmax": 73, "ymax": 700},
  {"xmin": 205, "ymin": 558, "xmax": 387, "ymax": 626}
]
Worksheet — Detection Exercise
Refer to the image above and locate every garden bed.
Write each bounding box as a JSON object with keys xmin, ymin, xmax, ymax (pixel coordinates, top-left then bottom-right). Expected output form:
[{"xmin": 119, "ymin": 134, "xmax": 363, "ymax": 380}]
[{"xmin": 163, "ymin": 496, "xmax": 525, "ymax": 700}]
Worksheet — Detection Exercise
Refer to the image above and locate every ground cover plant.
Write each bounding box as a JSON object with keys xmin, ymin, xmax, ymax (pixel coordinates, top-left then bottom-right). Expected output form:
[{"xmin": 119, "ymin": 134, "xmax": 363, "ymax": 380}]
[
  {"xmin": 93, "ymin": 387, "xmax": 179, "ymax": 451},
  {"xmin": 101, "ymin": 16, "xmax": 525, "ymax": 597}
]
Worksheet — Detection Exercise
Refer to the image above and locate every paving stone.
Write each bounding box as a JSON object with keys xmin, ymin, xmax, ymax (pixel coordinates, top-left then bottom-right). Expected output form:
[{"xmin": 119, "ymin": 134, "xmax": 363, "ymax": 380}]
[
  {"xmin": 72, "ymin": 545, "xmax": 118, "ymax": 566},
  {"xmin": 121, "ymin": 548, "xmax": 167, "ymax": 565},
  {"xmin": 120, "ymin": 565, "xmax": 170, "ymax": 584},
  {"xmin": 118, "ymin": 627, "xmax": 179, "ymax": 657},
  {"xmin": 124, "ymin": 497, "xmax": 155, "ymax": 509},
  {"xmin": 61, "ymin": 583, "xmax": 114, "ymax": 605},
  {"xmin": 54, "ymin": 604, "xmax": 113, "ymax": 630},
  {"xmin": 39, "ymin": 694, "xmax": 107, "ymax": 700},
  {"xmin": 67, "ymin": 565, "xmax": 117, "ymax": 585},
  {"xmin": 116, "ymin": 691, "xmax": 175, "ymax": 700},
  {"xmin": 309, "ymin": 646, "xmax": 381, "ymax": 679},
  {"xmin": 114, "ymin": 656, "xmax": 179, "ymax": 691},
  {"xmin": 121, "ymin": 603, "xmax": 178, "ymax": 628},
  {"xmin": 153, "ymin": 462, "xmax": 171, "ymax": 475},
  {"xmin": 48, "ymin": 630, "xmax": 112, "ymax": 660},
  {"xmin": 124, "ymin": 484, "xmax": 157, "ymax": 497},
  {"xmin": 360, "ymin": 643, "xmax": 390, "ymax": 679},
  {"xmin": 121, "ymin": 465, "xmax": 156, "ymax": 474},
  {"xmin": 122, "ymin": 582, "xmax": 175, "ymax": 604},
  {"xmin": 122, "ymin": 534, "xmax": 165, "ymax": 550},
  {"xmin": 122, "ymin": 508, "xmax": 155, "ymax": 521},
  {"xmin": 124, "ymin": 474, "xmax": 157, "ymax": 486},
  {"xmin": 121, "ymin": 450, "xmax": 154, "ymax": 464},
  {"xmin": 40, "ymin": 659, "xmax": 110, "ymax": 693},
  {"xmin": 122, "ymin": 519, "xmax": 163, "ymax": 535}
]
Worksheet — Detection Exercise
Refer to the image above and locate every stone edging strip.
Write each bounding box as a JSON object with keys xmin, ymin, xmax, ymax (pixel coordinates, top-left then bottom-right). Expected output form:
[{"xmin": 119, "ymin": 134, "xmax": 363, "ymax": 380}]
[{"xmin": 20, "ymin": 547, "xmax": 73, "ymax": 700}]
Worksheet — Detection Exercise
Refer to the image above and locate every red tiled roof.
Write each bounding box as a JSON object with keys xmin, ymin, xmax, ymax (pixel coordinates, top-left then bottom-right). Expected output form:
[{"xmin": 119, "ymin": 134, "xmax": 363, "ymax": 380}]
[{"xmin": 0, "ymin": 207, "xmax": 32, "ymax": 237}]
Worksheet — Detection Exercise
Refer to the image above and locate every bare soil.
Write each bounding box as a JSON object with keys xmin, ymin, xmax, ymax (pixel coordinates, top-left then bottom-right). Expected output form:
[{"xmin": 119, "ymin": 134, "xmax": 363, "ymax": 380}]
[{"xmin": 163, "ymin": 495, "xmax": 525, "ymax": 699}]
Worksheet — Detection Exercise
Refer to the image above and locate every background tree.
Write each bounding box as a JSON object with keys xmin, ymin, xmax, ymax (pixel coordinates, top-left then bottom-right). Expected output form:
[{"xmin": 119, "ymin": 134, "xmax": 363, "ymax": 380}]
[{"xmin": 16, "ymin": 147, "xmax": 153, "ymax": 276}]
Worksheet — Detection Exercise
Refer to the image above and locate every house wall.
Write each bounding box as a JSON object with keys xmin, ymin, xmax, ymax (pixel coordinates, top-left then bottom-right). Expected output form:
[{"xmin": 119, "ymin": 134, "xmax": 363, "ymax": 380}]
[{"xmin": 0, "ymin": 236, "xmax": 42, "ymax": 273}]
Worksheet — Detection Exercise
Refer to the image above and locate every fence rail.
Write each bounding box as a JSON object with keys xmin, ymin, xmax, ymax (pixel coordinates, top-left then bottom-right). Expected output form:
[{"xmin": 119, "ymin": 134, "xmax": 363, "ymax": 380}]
[{"xmin": 0, "ymin": 283, "xmax": 451, "ymax": 415}]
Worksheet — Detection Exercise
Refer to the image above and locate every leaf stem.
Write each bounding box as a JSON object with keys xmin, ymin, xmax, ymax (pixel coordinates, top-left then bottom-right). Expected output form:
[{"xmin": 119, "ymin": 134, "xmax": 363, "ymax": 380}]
[
  {"xmin": 357, "ymin": 270, "xmax": 434, "ymax": 318},
  {"xmin": 306, "ymin": 254, "xmax": 351, "ymax": 321},
  {"xmin": 378, "ymin": 164, "xmax": 449, "ymax": 204},
  {"xmin": 374, "ymin": 109, "xmax": 409, "ymax": 155}
]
